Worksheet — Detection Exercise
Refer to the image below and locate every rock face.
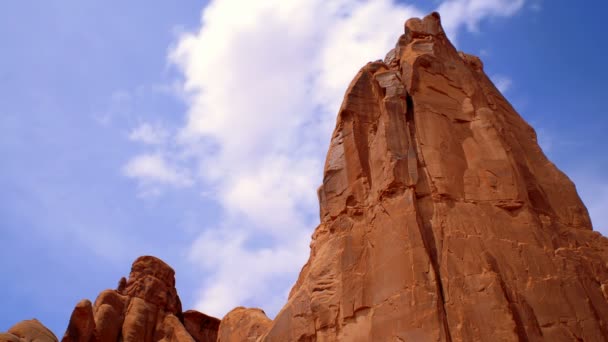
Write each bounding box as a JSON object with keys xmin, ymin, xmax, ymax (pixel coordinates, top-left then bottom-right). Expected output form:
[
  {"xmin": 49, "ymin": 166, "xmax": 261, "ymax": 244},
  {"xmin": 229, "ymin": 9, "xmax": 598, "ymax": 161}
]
[
  {"xmin": 246, "ymin": 12, "xmax": 608, "ymax": 341},
  {"xmin": 2, "ymin": 256, "xmax": 222, "ymax": 342},
  {"xmin": 59, "ymin": 256, "xmax": 218, "ymax": 342},
  {"xmin": 217, "ymin": 308, "xmax": 271, "ymax": 342},
  {"xmin": 182, "ymin": 311, "xmax": 220, "ymax": 342},
  {"xmin": 4, "ymin": 11, "xmax": 608, "ymax": 342},
  {"xmin": 0, "ymin": 319, "xmax": 58, "ymax": 342}
]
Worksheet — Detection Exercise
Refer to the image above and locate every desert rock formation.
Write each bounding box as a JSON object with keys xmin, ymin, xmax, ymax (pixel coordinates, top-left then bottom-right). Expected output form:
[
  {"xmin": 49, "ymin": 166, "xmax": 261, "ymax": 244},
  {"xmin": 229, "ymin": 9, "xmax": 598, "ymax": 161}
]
[
  {"xmin": 63, "ymin": 256, "xmax": 220, "ymax": 342},
  {"xmin": 61, "ymin": 256, "xmax": 220, "ymax": 342},
  {"xmin": 0, "ymin": 256, "xmax": 221, "ymax": 342},
  {"xmin": 0, "ymin": 319, "xmax": 58, "ymax": 342},
  {"xmin": 182, "ymin": 311, "xmax": 221, "ymax": 342},
  {"xmin": 217, "ymin": 307, "xmax": 271, "ymax": 342},
  {"xmin": 3, "ymin": 11, "xmax": 608, "ymax": 342},
  {"xmin": 247, "ymin": 12, "xmax": 608, "ymax": 341}
]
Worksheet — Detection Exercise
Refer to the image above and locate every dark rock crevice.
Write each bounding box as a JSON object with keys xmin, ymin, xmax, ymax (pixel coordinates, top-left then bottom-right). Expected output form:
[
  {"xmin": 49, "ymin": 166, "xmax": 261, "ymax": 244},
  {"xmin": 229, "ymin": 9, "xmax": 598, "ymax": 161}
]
[{"xmin": 406, "ymin": 91, "xmax": 453, "ymax": 342}]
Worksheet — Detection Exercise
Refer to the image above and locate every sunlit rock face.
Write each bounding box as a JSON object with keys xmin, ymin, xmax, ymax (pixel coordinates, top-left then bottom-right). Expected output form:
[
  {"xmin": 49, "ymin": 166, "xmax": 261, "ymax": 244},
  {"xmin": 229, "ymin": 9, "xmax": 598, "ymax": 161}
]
[
  {"xmin": 57, "ymin": 256, "xmax": 218, "ymax": 342},
  {"xmin": 4, "ymin": 11, "xmax": 608, "ymax": 342},
  {"xmin": 241, "ymin": 12, "xmax": 608, "ymax": 341}
]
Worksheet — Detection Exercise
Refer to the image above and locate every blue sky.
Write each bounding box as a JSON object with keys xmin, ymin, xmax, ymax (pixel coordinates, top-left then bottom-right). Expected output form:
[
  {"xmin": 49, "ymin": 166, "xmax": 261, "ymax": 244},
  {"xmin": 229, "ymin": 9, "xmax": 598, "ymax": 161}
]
[{"xmin": 1, "ymin": 0, "xmax": 607, "ymax": 337}]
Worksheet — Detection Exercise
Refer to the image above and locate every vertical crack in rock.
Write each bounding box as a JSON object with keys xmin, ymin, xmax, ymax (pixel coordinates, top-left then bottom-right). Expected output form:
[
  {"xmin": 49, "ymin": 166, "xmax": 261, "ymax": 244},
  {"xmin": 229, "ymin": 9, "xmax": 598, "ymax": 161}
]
[
  {"xmin": 7, "ymin": 11, "xmax": 608, "ymax": 342},
  {"xmin": 257, "ymin": 12, "xmax": 608, "ymax": 342},
  {"xmin": 406, "ymin": 92, "xmax": 453, "ymax": 342}
]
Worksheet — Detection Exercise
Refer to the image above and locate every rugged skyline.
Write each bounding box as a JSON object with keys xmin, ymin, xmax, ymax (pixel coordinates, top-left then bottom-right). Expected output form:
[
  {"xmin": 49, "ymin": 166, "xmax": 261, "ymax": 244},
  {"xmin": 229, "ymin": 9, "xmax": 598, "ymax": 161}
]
[
  {"xmin": 4, "ymin": 11, "xmax": 608, "ymax": 341},
  {"xmin": 1, "ymin": 0, "xmax": 608, "ymax": 337}
]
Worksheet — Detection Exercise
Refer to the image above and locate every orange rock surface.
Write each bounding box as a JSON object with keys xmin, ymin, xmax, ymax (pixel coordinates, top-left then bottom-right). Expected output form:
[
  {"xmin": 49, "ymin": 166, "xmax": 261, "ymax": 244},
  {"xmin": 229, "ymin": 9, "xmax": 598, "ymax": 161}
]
[
  {"xmin": 4, "ymin": 11, "xmax": 608, "ymax": 342},
  {"xmin": 54, "ymin": 256, "xmax": 217, "ymax": 342},
  {"xmin": 217, "ymin": 307, "xmax": 271, "ymax": 342},
  {"xmin": 1, "ymin": 319, "xmax": 58, "ymax": 342},
  {"xmin": 182, "ymin": 311, "xmax": 220, "ymax": 342},
  {"xmin": 250, "ymin": 12, "xmax": 608, "ymax": 341}
]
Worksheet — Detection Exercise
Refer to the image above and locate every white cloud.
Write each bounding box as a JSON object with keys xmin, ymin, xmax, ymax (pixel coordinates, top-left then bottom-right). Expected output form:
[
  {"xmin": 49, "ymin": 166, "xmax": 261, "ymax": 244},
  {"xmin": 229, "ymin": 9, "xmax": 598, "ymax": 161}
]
[
  {"xmin": 129, "ymin": 122, "xmax": 169, "ymax": 145},
  {"xmin": 492, "ymin": 74, "xmax": 513, "ymax": 93},
  {"xmin": 123, "ymin": 153, "xmax": 193, "ymax": 192},
  {"xmin": 121, "ymin": 0, "xmax": 527, "ymax": 318},
  {"xmin": 169, "ymin": 0, "xmax": 428, "ymax": 318},
  {"xmin": 438, "ymin": 0, "xmax": 526, "ymax": 40},
  {"xmin": 188, "ymin": 226, "xmax": 311, "ymax": 315}
]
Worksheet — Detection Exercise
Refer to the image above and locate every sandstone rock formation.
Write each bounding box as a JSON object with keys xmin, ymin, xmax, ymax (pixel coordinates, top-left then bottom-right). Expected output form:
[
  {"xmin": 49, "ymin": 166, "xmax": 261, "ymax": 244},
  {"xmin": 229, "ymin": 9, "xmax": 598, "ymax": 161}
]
[
  {"xmin": 3, "ymin": 10, "xmax": 608, "ymax": 342},
  {"xmin": 182, "ymin": 311, "xmax": 220, "ymax": 342},
  {"xmin": 1, "ymin": 257, "xmax": 221, "ymax": 342},
  {"xmin": 0, "ymin": 319, "xmax": 58, "ymax": 342},
  {"xmin": 66, "ymin": 255, "xmax": 220, "ymax": 342},
  {"xmin": 0, "ymin": 256, "xmax": 220, "ymax": 342},
  {"xmin": 217, "ymin": 307, "xmax": 271, "ymax": 342},
  {"xmin": 232, "ymin": 12, "xmax": 607, "ymax": 341}
]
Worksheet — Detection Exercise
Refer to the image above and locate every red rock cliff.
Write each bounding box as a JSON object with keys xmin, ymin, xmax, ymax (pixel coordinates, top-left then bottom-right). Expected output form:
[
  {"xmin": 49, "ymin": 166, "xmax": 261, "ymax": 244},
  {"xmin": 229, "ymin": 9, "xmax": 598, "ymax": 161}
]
[
  {"xmin": 222, "ymin": 12, "xmax": 608, "ymax": 342},
  {"xmin": 60, "ymin": 256, "xmax": 221, "ymax": 342},
  {"xmin": 0, "ymin": 256, "xmax": 221, "ymax": 342},
  {"xmin": 4, "ymin": 11, "xmax": 608, "ymax": 342},
  {"xmin": 2, "ymin": 257, "xmax": 220, "ymax": 342}
]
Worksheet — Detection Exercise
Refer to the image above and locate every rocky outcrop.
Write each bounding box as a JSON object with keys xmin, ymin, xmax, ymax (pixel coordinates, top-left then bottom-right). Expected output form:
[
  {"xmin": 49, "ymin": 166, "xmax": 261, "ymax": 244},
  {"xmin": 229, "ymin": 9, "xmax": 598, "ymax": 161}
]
[
  {"xmin": 217, "ymin": 307, "xmax": 271, "ymax": 342},
  {"xmin": 182, "ymin": 311, "xmax": 220, "ymax": 342},
  {"xmin": 4, "ymin": 10, "xmax": 608, "ymax": 342},
  {"xmin": 0, "ymin": 319, "xmax": 58, "ymax": 342},
  {"xmin": 57, "ymin": 256, "xmax": 219, "ymax": 342},
  {"xmin": 62, "ymin": 300, "xmax": 95, "ymax": 342},
  {"xmin": 240, "ymin": 11, "xmax": 608, "ymax": 341}
]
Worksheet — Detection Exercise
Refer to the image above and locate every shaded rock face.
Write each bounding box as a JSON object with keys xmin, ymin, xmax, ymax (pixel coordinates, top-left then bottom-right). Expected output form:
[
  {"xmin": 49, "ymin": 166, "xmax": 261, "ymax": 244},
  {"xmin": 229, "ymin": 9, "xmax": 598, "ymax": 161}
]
[
  {"xmin": 217, "ymin": 308, "xmax": 271, "ymax": 342},
  {"xmin": 248, "ymin": 12, "xmax": 608, "ymax": 341},
  {"xmin": 182, "ymin": 311, "xmax": 220, "ymax": 342},
  {"xmin": 55, "ymin": 256, "xmax": 220, "ymax": 342}
]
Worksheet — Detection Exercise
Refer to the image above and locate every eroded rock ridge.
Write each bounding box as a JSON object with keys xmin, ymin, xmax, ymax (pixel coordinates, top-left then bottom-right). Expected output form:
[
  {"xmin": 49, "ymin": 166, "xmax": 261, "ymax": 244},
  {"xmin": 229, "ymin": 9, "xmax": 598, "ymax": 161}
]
[
  {"xmin": 4, "ymin": 11, "xmax": 608, "ymax": 342},
  {"xmin": 234, "ymin": 12, "xmax": 608, "ymax": 342},
  {"xmin": 1, "ymin": 256, "xmax": 220, "ymax": 342}
]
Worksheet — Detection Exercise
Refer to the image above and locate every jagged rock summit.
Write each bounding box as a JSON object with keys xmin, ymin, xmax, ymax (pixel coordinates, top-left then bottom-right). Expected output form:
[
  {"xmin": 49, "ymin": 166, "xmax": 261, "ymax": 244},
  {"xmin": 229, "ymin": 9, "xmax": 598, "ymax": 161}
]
[
  {"xmin": 3, "ymin": 11, "xmax": 608, "ymax": 342},
  {"xmin": 1, "ymin": 256, "xmax": 220, "ymax": 342},
  {"xmin": 220, "ymin": 12, "xmax": 608, "ymax": 341}
]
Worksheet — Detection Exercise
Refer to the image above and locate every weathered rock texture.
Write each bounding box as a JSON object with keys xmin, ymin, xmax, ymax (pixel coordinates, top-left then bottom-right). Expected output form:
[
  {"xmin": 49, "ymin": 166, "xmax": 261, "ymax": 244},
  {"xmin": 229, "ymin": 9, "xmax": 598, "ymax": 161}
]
[
  {"xmin": 217, "ymin": 307, "xmax": 271, "ymax": 342},
  {"xmin": 4, "ymin": 11, "xmax": 608, "ymax": 342},
  {"xmin": 0, "ymin": 256, "xmax": 220, "ymax": 342},
  {"xmin": 237, "ymin": 12, "xmax": 608, "ymax": 341},
  {"xmin": 0, "ymin": 319, "xmax": 58, "ymax": 342},
  {"xmin": 64, "ymin": 256, "xmax": 220, "ymax": 342},
  {"xmin": 182, "ymin": 311, "xmax": 220, "ymax": 342}
]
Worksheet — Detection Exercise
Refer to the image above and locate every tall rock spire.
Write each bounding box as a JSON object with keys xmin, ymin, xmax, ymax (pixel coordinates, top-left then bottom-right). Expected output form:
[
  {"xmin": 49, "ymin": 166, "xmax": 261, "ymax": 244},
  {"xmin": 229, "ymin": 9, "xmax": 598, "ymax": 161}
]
[
  {"xmin": 4, "ymin": 11, "xmax": 608, "ymax": 342},
  {"xmin": 243, "ymin": 12, "xmax": 608, "ymax": 341}
]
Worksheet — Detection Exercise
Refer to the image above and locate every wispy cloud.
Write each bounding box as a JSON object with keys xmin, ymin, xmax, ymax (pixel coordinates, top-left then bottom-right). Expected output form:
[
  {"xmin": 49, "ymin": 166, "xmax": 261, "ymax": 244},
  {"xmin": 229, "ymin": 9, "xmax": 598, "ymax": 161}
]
[
  {"xmin": 129, "ymin": 122, "xmax": 169, "ymax": 145},
  {"xmin": 121, "ymin": 0, "xmax": 528, "ymax": 318},
  {"xmin": 535, "ymin": 126, "xmax": 553, "ymax": 154},
  {"xmin": 123, "ymin": 153, "xmax": 193, "ymax": 197},
  {"xmin": 492, "ymin": 74, "xmax": 513, "ymax": 93},
  {"xmin": 438, "ymin": 0, "xmax": 526, "ymax": 40},
  {"xmin": 94, "ymin": 90, "xmax": 132, "ymax": 126},
  {"xmin": 167, "ymin": 0, "xmax": 430, "ymax": 317}
]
